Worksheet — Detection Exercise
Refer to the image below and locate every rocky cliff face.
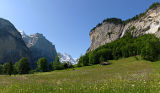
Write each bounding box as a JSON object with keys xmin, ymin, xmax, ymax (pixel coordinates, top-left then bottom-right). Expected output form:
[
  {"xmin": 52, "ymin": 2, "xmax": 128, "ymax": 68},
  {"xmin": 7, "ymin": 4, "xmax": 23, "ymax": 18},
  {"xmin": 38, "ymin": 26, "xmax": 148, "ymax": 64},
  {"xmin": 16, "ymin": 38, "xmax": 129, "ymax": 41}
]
[
  {"xmin": 0, "ymin": 18, "xmax": 32, "ymax": 64},
  {"xmin": 20, "ymin": 31, "xmax": 57, "ymax": 63},
  {"xmin": 88, "ymin": 3, "xmax": 160, "ymax": 52}
]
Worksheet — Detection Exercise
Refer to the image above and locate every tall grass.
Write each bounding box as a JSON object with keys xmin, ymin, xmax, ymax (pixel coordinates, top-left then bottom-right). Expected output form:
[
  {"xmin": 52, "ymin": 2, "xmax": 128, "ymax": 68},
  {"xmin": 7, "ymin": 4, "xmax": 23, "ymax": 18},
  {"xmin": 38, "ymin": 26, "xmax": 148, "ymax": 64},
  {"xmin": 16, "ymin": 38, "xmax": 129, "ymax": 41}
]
[{"xmin": 0, "ymin": 57, "xmax": 160, "ymax": 93}]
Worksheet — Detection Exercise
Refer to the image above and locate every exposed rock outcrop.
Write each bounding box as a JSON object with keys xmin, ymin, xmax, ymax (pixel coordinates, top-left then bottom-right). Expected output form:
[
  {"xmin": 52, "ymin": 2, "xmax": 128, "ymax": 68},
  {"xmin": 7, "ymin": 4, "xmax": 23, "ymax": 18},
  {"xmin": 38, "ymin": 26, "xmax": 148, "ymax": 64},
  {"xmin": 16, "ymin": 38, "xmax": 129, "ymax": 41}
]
[
  {"xmin": 0, "ymin": 18, "xmax": 32, "ymax": 64},
  {"xmin": 88, "ymin": 3, "xmax": 160, "ymax": 52},
  {"xmin": 20, "ymin": 31, "xmax": 57, "ymax": 63}
]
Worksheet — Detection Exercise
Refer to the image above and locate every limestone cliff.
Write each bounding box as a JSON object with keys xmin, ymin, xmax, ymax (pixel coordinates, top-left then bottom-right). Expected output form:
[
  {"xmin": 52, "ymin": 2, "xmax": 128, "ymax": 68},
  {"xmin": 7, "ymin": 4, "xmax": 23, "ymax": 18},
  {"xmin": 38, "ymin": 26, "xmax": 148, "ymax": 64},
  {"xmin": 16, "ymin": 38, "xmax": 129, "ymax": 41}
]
[{"xmin": 88, "ymin": 3, "xmax": 160, "ymax": 52}]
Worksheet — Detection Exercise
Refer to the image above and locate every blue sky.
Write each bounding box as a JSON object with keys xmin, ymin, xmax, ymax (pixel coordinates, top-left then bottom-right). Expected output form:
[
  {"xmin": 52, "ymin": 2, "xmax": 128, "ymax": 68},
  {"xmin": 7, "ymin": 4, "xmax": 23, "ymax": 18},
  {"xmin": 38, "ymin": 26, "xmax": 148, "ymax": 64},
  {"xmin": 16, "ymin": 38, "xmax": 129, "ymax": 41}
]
[{"xmin": 0, "ymin": 0, "xmax": 159, "ymax": 58}]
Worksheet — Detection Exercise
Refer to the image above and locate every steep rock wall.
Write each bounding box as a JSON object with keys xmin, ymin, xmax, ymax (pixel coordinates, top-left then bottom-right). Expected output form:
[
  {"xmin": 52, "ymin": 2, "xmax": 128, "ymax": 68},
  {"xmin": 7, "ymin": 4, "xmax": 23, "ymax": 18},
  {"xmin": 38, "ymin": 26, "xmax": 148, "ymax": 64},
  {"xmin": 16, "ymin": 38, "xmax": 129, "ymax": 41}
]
[{"xmin": 88, "ymin": 5, "xmax": 160, "ymax": 52}]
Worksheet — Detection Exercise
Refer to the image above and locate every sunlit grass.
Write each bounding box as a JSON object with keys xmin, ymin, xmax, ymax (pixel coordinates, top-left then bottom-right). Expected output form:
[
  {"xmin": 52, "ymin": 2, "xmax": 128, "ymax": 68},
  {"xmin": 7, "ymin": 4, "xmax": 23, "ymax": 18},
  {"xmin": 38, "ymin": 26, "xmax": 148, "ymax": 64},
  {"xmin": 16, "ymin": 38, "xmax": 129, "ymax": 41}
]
[{"xmin": 0, "ymin": 57, "xmax": 160, "ymax": 93}]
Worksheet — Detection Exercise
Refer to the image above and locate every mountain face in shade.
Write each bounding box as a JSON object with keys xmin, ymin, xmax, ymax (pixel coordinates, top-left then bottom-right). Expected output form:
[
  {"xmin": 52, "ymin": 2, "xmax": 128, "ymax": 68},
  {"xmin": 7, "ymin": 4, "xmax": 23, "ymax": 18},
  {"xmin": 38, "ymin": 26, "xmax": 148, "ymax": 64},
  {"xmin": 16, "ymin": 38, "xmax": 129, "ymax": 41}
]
[
  {"xmin": 88, "ymin": 3, "xmax": 160, "ymax": 52},
  {"xmin": 20, "ymin": 31, "xmax": 57, "ymax": 63},
  {"xmin": 0, "ymin": 18, "xmax": 32, "ymax": 64},
  {"xmin": 59, "ymin": 53, "xmax": 77, "ymax": 65}
]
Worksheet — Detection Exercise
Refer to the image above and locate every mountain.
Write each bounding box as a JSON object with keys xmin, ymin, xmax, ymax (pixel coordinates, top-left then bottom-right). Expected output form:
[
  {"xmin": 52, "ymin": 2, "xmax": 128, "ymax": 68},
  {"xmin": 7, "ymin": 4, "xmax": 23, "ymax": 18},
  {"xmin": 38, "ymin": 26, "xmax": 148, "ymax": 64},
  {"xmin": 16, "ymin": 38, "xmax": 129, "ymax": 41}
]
[
  {"xmin": 20, "ymin": 31, "xmax": 57, "ymax": 63},
  {"xmin": 0, "ymin": 18, "xmax": 32, "ymax": 64},
  {"xmin": 88, "ymin": 3, "xmax": 160, "ymax": 52},
  {"xmin": 59, "ymin": 53, "xmax": 77, "ymax": 64}
]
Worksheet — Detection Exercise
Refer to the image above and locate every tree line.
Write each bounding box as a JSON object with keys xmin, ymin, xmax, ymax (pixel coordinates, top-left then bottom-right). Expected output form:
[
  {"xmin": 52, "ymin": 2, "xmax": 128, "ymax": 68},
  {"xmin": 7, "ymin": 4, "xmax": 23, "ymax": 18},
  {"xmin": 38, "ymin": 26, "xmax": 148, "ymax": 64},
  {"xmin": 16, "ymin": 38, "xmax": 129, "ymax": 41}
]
[
  {"xmin": 78, "ymin": 32, "xmax": 160, "ymax": 67},
  {"xmin": 0, "ymin": 54, "xmax": 74, "ymax": 75}
]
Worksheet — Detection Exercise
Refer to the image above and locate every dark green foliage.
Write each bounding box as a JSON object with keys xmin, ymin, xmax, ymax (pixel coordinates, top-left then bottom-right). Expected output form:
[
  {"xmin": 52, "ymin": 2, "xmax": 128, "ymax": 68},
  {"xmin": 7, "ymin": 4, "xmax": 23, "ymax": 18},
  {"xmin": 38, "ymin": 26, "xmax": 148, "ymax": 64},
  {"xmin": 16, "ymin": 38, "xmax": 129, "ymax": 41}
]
[
  {"xmin": 2, "ymin": 61, "xmax": 13, "ymax": 75},
  {"xmin": 48, "ymin": 62, "xmax": 53, "ymax": 71},
  {"xmin": 89, "ymin": 51, "xmax": 99, "ymax": 64},
  {"xmin": 37, "ymin": 57, "xmax": 48, "ymax": 72},
  {"xmin": 13, "ymin": 65, "xmax": 18, "ymax": 75},
  {"xmin": 15, "ymin": 57, "xmax": 30, "ymax": 74},
  {"xmin": 130, "ymin": 26, "xmax": 136, "ymax": 32},
  {"xmin": 63, "ymin": 62, "xmax": 68, "ymax": 69},
  {"xmin": 53, "ymin": 62, "xmax": 64, "ymax": 70},
  {"xmin": 91, "ymin": 18, "xmax": 123, "ymax": 31},
  {"xmin": 53, "ymin": 55, "xmax": 64, "ymax": 70},
  {"xmin": 88, "ymin": 48, "xmax": 112, "ymax": 65},
  {"xmin": 0, "ymin": 65, "xmax": 4, "ymax": 74},
  {"xmin": 79, "ymin": 33, "xmax": 160, "ymax": 67},
  {"xmin": 3, "ymin": 63, "xmax": 10, "ymax": 74},
  {"xmin": 124, "ymin": 12, "xmax": 146, "ymax": 24},
  {"xmin": 141, "ymin": 41, "xmax": 160, "ymax": 61},
  {"xmin": 148, "ymin": 2, "xmax": 160, "ymax": 10},
  {"xmin": 91, "ymin": 23, "xmax": 102, "ymax": 31},
  {"xmin": 106, "ymin": 32, "xmax": 114, "ymax": 38},
  {"xmin": 29, "ymin": 70, "xmax": 36, "ymax": 74},
  {"xmin": 103, "ymin": 18, "xmax": 123, "ymax": 25},
  {"xmin": 63, "ymin": 61, "xmax": 73, "ymax": 69},
  {"xmin": 54, "ymin": 54, "xmax": 60, "ymax": 63},
  {"xmin": 67, "ymin": 61, "xmax": 74, "ymax": 68},
  {"xmin": 96, "ymin": 23, "xmax": 102, "ymax": 27},
  {"xmin": 8, "ymin": 61, "xmax": 13, "ymax": 75},
  {"xmin": 78, "ymin": 54, "xmax": 89, "ymax": 67},
  {"xmin": 158, "ymin": 27, "xmax": 160, "ymax": 32},
  {"xmin": 99, "ymin": 56, "xmax": 105, "ymax": 63}
]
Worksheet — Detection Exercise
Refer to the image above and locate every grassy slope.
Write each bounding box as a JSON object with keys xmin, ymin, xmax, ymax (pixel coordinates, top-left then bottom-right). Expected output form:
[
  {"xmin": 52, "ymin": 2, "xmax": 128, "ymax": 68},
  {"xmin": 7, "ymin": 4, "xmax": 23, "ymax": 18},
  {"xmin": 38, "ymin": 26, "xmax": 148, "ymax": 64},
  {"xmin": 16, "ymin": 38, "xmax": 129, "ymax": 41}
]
[{"xmin": 1, "ymin": 57, "xmax": 160, "ymax": 93}]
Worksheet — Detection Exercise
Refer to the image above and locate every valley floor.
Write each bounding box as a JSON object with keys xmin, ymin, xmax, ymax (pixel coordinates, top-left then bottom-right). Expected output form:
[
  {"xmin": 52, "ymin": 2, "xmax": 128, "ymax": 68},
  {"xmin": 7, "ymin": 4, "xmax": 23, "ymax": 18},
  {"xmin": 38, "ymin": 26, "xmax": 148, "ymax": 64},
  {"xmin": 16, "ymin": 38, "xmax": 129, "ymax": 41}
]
[{"xmin": 1, "ymin": 57, "xmax": 160, "ymax": 93}]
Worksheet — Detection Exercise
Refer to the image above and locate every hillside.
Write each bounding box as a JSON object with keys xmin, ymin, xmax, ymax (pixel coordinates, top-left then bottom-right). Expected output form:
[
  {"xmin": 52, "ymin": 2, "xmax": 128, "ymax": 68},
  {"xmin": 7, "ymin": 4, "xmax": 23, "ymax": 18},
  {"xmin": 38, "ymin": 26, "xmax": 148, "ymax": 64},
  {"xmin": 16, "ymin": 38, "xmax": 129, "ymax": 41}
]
[
  {"xmin": 88, "ymin": 2, "xmax": 160, "ymax": 52},
  {"xmin": 0, "ymin": 57, "xmax": 160, "ymax": 93}
]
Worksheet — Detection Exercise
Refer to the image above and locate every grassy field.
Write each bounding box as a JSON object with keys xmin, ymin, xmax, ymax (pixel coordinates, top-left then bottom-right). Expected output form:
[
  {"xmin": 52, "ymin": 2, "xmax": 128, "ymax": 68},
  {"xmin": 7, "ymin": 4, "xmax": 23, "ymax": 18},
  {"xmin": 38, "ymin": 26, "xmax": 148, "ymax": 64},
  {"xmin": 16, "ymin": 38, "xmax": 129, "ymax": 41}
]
[{"xmin": 1, "ymin": 57, "xmax": 160, "ymax": 93}]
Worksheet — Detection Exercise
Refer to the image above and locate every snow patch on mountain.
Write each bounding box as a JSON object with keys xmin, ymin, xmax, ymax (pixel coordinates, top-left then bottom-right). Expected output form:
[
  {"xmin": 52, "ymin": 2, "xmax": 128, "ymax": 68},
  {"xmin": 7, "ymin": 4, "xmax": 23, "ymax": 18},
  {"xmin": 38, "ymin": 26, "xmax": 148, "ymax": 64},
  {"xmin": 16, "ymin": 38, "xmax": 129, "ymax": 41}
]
[
  {"xmin": 19, "ymin": 30, "xmax": 28, "ymax": 38},
  {"xmin": 59, "ymin": 53, "xmax": 77, "ymax": 65}
]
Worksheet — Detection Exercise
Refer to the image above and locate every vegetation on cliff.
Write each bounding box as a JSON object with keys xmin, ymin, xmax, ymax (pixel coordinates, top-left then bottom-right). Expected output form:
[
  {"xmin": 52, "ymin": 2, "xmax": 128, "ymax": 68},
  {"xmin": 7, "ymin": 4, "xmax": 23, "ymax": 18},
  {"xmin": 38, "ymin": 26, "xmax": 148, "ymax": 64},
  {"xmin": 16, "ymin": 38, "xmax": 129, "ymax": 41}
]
[{"xmin": 78, "ymin": 33, "xmax": 160, "ymax": 66}]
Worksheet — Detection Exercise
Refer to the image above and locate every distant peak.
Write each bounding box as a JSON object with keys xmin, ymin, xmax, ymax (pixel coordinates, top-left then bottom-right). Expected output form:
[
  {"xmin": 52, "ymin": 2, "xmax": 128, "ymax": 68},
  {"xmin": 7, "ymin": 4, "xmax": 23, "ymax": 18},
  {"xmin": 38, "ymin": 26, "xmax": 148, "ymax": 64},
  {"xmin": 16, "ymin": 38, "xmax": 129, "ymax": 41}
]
[
  {"xmin": 30, "ymin": 33, "xmax": 44, "ymax": 38},
  {"xmin": 19, "ymin": 30, "xmax": 25, "ymax": 35},
  {"xmin": 18, "ymin": 30, "xmax": 28, "ymax": 38},
  {"xmin": 59, "ymin": 53, "xmax": 77, "ymax": 64},
  {"xmin": 19, "ymin": 31, "xmax": 45, "ymax": 39}
]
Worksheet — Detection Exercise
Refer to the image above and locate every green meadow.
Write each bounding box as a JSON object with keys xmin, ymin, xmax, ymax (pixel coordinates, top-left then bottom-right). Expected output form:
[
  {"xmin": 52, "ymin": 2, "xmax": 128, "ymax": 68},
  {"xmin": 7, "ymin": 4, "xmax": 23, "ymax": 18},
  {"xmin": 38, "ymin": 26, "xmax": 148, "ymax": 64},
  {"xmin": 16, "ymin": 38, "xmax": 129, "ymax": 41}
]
[{"xmin": 1, "ymin": 57, "xmax": 160, "ymax": 93}]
